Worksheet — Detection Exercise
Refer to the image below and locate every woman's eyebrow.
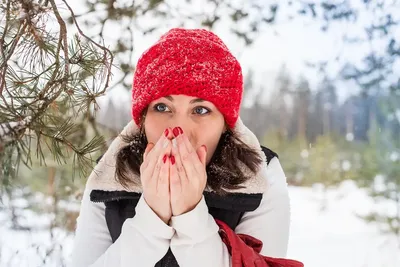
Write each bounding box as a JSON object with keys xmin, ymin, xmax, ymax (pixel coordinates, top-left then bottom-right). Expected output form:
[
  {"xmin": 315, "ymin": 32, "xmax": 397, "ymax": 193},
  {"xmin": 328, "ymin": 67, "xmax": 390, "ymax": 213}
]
[
  {"xmin": 190, "ymin": 98, "xmax": 204, "ymax": 104},
  {"xmin": 163, "ymin": 96, "xmax": 174, "ymax": 101}
]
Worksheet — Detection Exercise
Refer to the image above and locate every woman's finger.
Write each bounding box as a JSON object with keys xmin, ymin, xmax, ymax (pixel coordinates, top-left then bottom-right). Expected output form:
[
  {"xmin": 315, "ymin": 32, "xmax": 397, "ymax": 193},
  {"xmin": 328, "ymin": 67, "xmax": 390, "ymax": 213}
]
[
  {"xmin": 172, "ymin": 137, "xmax": 188, "ymax": 183},
  {"xmin": 196, "ymin": 145, "xmax": 208, "ymax": 186},
  {"xmin": 143, "ymin": 142, "xmax": 154, "ymax": 162},
  {"xmin": 157, "ymin": 152, "xmax": 170, "ymax": 195},
  {"xmin": 169, "ymin": 154, "xmax": 181, "ymax": 195},
  {"xmin": 196, "ymin": 145, "xmax": 207, "ymax": 167},
  {"xmin": 176, "ymin": 129, "xmax": 203, "ymax": 179},
  {"xmin": 143, "ymin": 129, "xmax": 170, "ymax": 172},
  {"xmin": 151, "ymin": 141, "xmax": 172, "ymax": 185}
]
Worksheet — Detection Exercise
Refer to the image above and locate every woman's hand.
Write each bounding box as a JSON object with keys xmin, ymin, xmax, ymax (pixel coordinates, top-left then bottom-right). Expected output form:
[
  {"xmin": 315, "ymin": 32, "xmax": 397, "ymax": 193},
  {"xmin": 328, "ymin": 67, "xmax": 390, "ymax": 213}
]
[
  {"xmin": 169, "ymin": 127, "xmax": 207, "ymax": 216},
  {"xmin": 140, "ymin": 129, "xmax": 172, "ymax": 224}
]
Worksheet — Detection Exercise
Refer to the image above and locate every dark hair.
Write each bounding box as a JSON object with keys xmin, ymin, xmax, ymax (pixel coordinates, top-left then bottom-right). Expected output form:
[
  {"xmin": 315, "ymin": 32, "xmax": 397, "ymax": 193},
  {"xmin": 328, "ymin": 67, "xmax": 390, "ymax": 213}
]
[{"xmin": 115, "ymin": 128, "xmax": 262, "ymax": 195}]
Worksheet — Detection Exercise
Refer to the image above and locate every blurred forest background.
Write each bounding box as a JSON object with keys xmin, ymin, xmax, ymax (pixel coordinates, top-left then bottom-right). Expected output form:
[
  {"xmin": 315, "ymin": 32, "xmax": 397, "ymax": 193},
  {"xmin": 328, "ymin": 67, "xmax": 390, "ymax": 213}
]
[{"xmin": 0, "ymin": 0, "xmax": 399, "ymax": 266}]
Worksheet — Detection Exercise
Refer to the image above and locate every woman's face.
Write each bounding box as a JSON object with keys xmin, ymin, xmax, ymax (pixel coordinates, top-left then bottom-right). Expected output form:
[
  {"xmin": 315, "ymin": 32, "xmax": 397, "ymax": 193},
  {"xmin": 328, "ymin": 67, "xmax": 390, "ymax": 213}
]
[{"xmin": 144, "ymin": 94, "xmax": 226, "ymax": 164}]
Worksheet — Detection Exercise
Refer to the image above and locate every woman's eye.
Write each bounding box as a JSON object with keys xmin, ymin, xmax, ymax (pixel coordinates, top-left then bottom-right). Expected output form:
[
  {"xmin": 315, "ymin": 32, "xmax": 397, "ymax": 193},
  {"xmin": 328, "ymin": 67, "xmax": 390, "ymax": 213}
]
[
  {"xmin": 194, "ymin": 107, "xmax": 210, "ymax": 115},
  {"xmin": 154, "ymin": 103, "xmax": 170, "ymax": 112}
]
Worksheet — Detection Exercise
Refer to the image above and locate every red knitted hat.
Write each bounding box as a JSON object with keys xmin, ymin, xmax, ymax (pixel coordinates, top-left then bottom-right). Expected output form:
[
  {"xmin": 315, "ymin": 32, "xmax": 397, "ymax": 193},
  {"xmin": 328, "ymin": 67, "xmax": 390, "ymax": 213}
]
[{"xmin": 131, "ymin": 28, "xmax": 243, "ymax": 128}]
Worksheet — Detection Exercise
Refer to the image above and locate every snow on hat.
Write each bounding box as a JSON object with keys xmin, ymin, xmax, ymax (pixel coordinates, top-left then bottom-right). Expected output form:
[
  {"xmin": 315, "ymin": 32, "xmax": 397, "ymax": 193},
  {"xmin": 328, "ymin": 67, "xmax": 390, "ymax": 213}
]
[{"xmin": 131, "ymin": 28, "xmax": 243, "ymax": 128}]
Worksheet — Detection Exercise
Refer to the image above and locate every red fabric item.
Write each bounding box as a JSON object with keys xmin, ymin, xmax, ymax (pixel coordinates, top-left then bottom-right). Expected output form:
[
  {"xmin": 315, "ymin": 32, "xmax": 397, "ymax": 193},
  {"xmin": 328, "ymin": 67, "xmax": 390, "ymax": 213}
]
[
  {"xmin": 132, "ymin": 28, "xmax": 243, "ymax": 128},
  {"xmin": 216, "ymin": 219, "xmax": 304, "ymax": 267}
]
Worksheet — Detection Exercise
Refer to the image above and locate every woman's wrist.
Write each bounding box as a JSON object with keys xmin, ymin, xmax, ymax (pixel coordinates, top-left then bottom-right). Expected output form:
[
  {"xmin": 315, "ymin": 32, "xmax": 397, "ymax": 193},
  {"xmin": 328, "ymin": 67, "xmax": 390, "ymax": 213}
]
[{"xmin": 142, "ymin": 195, "xmax": 171, "ymax": 224}]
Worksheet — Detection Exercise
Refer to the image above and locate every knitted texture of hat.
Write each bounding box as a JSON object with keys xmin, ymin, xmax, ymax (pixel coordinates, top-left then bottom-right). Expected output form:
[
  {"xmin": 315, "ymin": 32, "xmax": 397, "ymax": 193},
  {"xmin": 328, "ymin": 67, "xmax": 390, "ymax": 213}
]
[{"xmin": 131, "ymin": 28, "xmax": 243, "ymax": 128}]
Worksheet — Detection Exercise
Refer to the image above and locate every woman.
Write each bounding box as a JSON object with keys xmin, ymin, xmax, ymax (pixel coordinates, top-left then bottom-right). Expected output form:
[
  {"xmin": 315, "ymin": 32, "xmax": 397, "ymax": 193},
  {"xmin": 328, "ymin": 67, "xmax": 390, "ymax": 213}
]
[{"xmin": 70, "ymin": 28, "xmax": 303, "ymax": 267}]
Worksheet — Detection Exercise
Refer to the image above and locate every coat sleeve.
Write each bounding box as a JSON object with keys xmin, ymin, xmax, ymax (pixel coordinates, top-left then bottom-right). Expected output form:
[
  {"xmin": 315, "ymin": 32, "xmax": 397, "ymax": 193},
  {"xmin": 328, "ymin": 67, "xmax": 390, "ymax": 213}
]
[
  {"xmin": 235, "ymin": 157, "xmax": 290, "ymax": 257},
  {"xmin": 69, "ymin": 188, "xmax": 175, "ymax": 267},
  {"xmin": 169, "ymin": 157, "xmax": 290, "ymax": 267}
]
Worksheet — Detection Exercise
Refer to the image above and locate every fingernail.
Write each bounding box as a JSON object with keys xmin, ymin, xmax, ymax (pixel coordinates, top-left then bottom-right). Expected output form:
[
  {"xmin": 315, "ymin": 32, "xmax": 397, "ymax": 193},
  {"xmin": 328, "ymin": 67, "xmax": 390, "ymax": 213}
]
[
  {"xmin": 172, "ymin": 127, "xmax": 180, "ymax": 137},
  {"xmin": 146, "ymin": 142, "xmax": 154, "ymax": 150},
  {"xmin": 163, "ymin": 154, "xmax": 168, "ymax": 163},
  {"xmin": 178, "ymin": 127, "xmax": 183, "ymax": 134},
  {"xmin": 170, "ymin": 155, "xmax": 175, "ymax": 165},
  {"xmin": 172, "ymin": 139, "xmax": 177, "ymax": 148},
  {"xmin": 164, "ymin": 128, "xmax": 169, "ymax": 137}
]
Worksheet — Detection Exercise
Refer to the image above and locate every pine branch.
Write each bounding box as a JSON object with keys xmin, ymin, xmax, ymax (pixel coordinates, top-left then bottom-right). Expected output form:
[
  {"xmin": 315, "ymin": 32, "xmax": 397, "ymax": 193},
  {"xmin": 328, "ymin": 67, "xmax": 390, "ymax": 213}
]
[
  {"xmin": 0, "ymin": 0, "xmax": 112, "ymax": 181},
  {"xmin": 0, "ymin": 117, "xmax": 31, "ymax": 145},
  {"xmin": 62, "ymin": 0, "xmax": 113, "ymax": 92},
  {"xmin": 0, "ymin": 21, "xmax": 28, "ymax": 71}
]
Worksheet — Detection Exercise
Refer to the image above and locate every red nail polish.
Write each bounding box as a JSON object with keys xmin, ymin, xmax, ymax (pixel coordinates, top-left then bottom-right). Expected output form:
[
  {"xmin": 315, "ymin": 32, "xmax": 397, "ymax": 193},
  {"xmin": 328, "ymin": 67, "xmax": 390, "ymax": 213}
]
[
  {"xmin": 178, "ymin": 127, "xmax": 183, "ymax": 134},
  {"xmin": 164, "ymin": 128, "xmax": 169, "ymax": 137},
  {"xmin": 163, "ymin": 154, "xmax": 167, "ymax": 163},
  {"xmin": 172, "ymin": 127, "xmax": 180, "ymax": 137},
  {"xmin": 170, "ymin": 155, "xmax": 175, "ymax": 165}
]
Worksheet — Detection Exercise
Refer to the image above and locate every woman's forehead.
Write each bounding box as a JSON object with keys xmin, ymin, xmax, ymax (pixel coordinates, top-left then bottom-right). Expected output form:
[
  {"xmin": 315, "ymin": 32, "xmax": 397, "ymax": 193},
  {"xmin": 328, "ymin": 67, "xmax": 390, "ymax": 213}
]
[{"xmin": 152, "ymin": 94, "xmax": 211, "ymax": 103}]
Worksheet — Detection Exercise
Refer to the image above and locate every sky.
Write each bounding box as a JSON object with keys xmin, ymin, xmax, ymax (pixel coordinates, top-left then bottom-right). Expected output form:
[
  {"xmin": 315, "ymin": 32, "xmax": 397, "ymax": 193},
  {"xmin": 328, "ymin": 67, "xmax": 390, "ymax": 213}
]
[{"xmin": 62, "ymin": 0, "xmax": 399, "ymax": 108}]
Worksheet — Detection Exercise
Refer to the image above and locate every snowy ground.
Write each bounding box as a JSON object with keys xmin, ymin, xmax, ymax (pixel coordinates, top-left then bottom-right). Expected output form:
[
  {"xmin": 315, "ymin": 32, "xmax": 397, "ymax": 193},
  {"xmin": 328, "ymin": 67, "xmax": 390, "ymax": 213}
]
[
  {"xmin": 1, "ymin": 180, "xmax": 399, "ymax": 267},
  {"xmin": 287, "ymin": 181, "xmax": 399, "ymax": 267}
]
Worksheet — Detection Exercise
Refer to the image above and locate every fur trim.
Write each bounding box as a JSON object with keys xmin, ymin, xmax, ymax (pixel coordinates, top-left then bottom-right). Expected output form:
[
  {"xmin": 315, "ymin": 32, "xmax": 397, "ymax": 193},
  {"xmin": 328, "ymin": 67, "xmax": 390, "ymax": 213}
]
[{"xmin": 86, "ymin": 118, "xmax": 269, "ymax": 194}]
